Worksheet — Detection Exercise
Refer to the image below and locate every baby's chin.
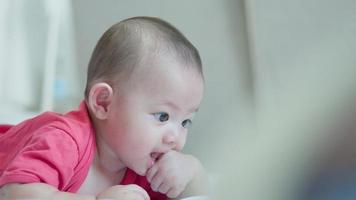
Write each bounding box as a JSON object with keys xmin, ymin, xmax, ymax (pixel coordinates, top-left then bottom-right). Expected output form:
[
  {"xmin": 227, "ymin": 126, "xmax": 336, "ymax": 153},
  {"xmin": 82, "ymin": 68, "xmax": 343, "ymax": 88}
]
[
  {"xmin": 132, "ymin": 165, "xmax": 148, "ymax": 176},
  {"xmin": 130, "ymin": 156, "xmax": 155, "ymax": 176}
]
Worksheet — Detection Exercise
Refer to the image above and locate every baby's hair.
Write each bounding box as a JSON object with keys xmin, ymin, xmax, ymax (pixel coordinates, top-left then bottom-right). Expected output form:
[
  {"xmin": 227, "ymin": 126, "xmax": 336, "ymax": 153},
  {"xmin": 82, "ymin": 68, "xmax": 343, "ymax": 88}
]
[{"xmin": 84, "ymin": 16, "xmax": 202, "ymax": 99}]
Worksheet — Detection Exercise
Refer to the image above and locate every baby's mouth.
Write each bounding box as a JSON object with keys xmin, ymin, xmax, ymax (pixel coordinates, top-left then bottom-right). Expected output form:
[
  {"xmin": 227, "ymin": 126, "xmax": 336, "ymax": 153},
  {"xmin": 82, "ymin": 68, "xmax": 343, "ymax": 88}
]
[
  {"xmin": 147, "ymin": 152, "xmax": 165, "ymax": 171},
  {"xmin": 150, "ymin": 152, "xmax": 163, "ymax": 162}
]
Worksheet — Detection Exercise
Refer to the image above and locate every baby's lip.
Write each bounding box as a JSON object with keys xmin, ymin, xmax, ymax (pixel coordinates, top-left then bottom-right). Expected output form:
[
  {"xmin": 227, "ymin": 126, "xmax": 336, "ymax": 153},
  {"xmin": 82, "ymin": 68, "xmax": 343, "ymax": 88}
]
[
  {"xmin": 147, "ymin": 151, "xmax": 167, "ymax": 170},
  {"xmin": 147, "ymin": 152, "xmax": 163, "ymax": 169},
  {"xmin": 150, "ymin": 152, "xmax": 163, "ymax": 161}
]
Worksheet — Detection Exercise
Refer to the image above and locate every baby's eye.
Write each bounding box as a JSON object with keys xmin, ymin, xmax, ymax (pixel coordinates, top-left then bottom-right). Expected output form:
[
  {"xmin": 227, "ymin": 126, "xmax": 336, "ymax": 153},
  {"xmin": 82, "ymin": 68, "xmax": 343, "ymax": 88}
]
[
  {"xmin": 182, "ymin": 119, "xmax": 192, "ymax": 128},
  {"xmin": 153, "ymin": 112, "xmax": 169, "ymax": 122}
]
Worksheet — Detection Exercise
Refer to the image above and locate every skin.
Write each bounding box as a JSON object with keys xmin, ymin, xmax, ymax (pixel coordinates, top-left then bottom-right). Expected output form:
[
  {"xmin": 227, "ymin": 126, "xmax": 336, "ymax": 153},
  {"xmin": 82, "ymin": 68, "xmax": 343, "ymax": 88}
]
[{"xmin": 0, "ymin": 55, "xmax": 207, "ymax": 200}]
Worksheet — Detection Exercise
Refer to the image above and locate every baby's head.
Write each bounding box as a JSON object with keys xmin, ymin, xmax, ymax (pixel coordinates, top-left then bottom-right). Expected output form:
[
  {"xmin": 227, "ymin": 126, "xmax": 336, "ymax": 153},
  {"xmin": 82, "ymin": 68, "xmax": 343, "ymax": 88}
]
[
  {"xmin": 85, "ymin": 16, "xmax": 203, "ymax": 99},
  {"xmin": 85, "ymin": 17, "xmax": 204, "ymax": 175}
]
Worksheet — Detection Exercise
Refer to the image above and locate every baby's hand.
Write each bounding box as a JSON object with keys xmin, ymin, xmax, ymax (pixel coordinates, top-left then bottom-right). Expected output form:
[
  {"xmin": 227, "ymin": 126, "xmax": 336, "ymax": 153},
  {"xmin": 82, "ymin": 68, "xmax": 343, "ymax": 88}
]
[
  {"xmin": 146, "ymin": 150, "xmax": 199, "ymax": 198},
  {"xmin": 96, "ymin": 184, "xmax": 150, "ymax": 200}
]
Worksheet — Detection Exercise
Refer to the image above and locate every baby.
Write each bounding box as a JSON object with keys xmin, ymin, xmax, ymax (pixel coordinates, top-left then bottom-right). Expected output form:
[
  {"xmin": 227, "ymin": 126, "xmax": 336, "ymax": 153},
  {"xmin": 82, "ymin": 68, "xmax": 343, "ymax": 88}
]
[{"xmin": 0, "ymin": 16, "xmax": 206, "ymax": 200}]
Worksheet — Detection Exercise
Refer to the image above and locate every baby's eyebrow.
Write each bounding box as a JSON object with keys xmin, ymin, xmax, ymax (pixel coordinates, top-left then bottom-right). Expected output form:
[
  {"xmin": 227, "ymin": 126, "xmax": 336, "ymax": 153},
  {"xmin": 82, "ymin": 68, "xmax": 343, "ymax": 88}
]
[
  {"xmin": 158, "ymin": 101, "xmax": 199, "ymax": 113},
  {"xmin": 160, "ymin": 101, "xmax": 180, "ymax": 111}
]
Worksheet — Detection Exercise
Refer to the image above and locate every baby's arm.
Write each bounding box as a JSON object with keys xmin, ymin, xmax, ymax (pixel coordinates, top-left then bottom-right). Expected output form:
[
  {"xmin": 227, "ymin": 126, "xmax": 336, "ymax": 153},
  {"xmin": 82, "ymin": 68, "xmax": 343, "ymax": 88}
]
[
  {"xmin": 0, "ymin": 183, "xmax": 95, "ymax": 200},
  {"xmin": 0, "ymin": 183, "xmax": 149, "ymax": 200},
  {"xmin": 173, "ymin": 157, "xmax": 208, "ymax": 199},
  {"xmin": 97, "ymin": 184, "xmax": 150, "ymax": 200}
]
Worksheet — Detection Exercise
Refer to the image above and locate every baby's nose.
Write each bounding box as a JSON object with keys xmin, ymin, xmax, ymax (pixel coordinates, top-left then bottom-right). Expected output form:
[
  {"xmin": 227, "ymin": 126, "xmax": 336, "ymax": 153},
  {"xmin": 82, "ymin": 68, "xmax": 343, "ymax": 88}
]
[{"xmin": 162, "ymin": 128, "xmax": 181, "ymax": 149}]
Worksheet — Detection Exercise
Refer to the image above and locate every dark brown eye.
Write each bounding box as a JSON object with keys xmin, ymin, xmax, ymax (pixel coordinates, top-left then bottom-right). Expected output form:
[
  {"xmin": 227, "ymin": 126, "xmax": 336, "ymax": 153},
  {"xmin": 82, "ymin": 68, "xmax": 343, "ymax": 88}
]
[
  {"xmin": 153, "ymin": 112, "xmax": 169, "ymax": 122},
  {"xmin": 182, "ymin": 119, "xmax": 192, "ymax": 128}
]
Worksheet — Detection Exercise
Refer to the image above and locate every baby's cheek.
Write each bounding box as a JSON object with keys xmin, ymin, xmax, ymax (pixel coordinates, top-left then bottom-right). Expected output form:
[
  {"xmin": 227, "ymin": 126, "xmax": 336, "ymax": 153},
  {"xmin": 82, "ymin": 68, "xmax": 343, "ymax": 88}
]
[{"xmin": 175, "ymin": 137, "xmax": 187, "ymax": 151}]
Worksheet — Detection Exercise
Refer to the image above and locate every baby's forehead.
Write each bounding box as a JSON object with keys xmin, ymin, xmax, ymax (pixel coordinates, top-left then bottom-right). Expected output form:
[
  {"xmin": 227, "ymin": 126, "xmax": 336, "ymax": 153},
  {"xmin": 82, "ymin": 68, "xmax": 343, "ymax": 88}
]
[{"xmin": 119, "ymin": 55, "xmax": 201, "ymax": 85}]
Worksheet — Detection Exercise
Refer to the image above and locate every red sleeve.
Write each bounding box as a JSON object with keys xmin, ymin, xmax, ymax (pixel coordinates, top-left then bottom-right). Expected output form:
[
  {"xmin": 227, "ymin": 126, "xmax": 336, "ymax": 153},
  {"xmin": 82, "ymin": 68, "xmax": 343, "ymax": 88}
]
[
  {"xmin": 0, "ymin": 127, "xmax": 79, "ymax": 190},
  {"xmin": 0, "ymin": 124, "xmax": 12, "ymax": 134}
]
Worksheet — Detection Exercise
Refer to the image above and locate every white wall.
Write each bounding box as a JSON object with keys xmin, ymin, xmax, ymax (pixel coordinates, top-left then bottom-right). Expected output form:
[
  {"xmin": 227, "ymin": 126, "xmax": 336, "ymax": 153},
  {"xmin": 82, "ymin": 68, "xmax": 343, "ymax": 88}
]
[
  {"xmin": 0, "ymin": 0, "xmax": 47, "ymax": 123},
  {"xmin": 0, "ymin": 0, "xmax": 79, "ymax": 123},
  {"xmin": 218, "ymin": 0, "xmax": 356, "ymax": 199}
]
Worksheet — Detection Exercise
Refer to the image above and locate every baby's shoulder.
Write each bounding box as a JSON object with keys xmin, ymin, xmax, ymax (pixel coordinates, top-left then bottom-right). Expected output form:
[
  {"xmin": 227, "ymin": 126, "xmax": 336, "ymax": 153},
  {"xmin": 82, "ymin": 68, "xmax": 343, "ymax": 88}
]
[
  {"xmin": 8, "ymin": 110, "xmax": 93, "ymax": 146},
  {"xmin": 38, "ymin": 111, "xmax": 94, "ymax": 146}
]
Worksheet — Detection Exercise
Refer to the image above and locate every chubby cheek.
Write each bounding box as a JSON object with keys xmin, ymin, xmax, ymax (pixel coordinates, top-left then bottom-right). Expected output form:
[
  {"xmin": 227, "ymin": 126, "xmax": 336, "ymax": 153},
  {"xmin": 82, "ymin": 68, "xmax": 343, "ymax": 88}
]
[
  {"xmin": 118, "ymin": 142, "xmax": 149, "ymax": 176},
  {"xmin": 175, "ymin": 132, "xmax": 188, "ymax": 151},
  {"xmin": 126, "ymin": 127, "xmax": 158, "ymax": 156}
]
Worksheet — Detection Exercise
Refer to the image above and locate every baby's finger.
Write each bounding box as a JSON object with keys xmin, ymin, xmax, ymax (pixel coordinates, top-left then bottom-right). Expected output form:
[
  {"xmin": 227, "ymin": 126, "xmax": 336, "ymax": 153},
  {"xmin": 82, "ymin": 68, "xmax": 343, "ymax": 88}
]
[
  {"xmin": 146, "ymin": 165, "xmax": 158, "ymax": 182},
  {"xmin": 167, "ymin": 187, "xmax": 181, "ymax": 199},
  {"xmin": 157, "ymin": 183, "xmax": 170, "ymax": 194},
  {"xmin": 150, "ymin": 172, "xmax": 164, "ymax": 192}
]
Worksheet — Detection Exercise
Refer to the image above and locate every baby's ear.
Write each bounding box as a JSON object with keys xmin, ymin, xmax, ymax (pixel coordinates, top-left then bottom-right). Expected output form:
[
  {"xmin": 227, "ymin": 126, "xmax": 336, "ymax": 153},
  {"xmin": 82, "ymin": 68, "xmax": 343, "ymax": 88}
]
[{"xmin": 87, "ymin": 82, "xmax": 113, "ymax": 120}]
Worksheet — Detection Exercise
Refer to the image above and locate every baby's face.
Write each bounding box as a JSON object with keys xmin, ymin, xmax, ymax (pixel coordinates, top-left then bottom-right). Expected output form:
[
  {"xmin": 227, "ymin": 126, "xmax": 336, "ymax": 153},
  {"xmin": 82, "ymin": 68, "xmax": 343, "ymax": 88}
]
[{"xmin": 102, "ymin": 56, "xmax": 204, "ymax": 176}]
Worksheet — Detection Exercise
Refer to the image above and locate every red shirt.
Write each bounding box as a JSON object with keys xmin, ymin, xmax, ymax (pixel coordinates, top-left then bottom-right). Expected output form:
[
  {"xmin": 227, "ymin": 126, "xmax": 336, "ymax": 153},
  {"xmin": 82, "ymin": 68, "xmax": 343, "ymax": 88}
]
[{"xmin": 0, "ymin": 101, "xmax": 166, "ymax": 200}]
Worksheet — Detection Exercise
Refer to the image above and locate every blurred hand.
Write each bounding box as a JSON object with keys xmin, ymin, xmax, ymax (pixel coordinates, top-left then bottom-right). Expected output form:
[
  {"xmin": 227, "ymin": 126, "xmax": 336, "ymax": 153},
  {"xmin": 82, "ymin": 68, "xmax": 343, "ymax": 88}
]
[
  {"xmin": 146, "ymin": 150, "xmax": 200, "ymax": 198},
  {"xmin": 96, "ymin": 184, "xmax": 150, "ymax": 200}
]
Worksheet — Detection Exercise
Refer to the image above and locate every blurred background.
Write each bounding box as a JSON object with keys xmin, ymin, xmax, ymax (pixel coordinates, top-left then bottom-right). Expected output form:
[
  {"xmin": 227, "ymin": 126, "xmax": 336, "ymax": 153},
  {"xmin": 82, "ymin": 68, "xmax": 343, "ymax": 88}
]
[{"xmin": 1, "ymin": 0, "xmax": 356, "ymax": 199}]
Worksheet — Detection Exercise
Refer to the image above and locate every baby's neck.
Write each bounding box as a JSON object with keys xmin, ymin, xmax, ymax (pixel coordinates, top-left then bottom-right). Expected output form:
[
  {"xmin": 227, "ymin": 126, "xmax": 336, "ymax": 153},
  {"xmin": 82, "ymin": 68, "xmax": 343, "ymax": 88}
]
[
  {"xmin": 93, "ymin": 125, "xmax": 126, "ymax": 174},
  {"xmin": 94, "ymin": 143, "xmax": 126, "ymax": 175},
  {"xmin": 77, "ymin": 153, "xmax": 126, "ymax": 195},
  {"xmin": 94, "ymin": 152, "xmax": 126, "ymax": 182}
]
